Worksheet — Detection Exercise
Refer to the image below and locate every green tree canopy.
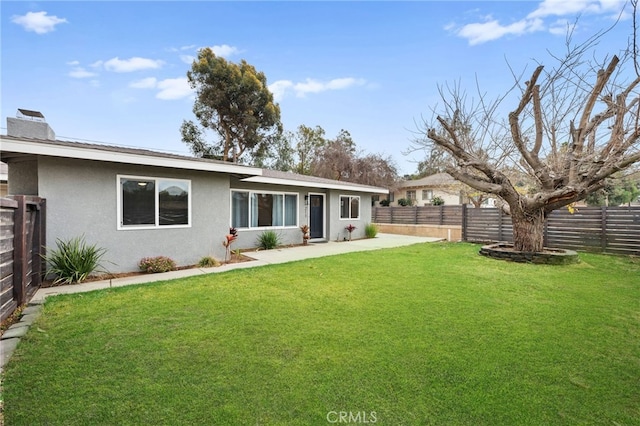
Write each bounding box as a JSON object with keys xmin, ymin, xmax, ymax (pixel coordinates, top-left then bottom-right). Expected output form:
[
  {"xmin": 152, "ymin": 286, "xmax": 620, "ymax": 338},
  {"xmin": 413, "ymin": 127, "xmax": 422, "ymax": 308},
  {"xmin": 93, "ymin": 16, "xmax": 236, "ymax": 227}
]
[{"xmin": 181, "ymin": 48, "xmax": 282, "ymax": 163}]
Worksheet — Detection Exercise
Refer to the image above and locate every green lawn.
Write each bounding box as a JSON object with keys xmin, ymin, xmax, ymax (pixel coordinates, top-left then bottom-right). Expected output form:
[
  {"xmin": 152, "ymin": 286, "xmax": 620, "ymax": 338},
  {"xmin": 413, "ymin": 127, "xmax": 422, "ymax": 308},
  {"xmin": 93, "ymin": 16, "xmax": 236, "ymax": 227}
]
[{"xmin": 3, "ymin": 243, "xmax": 639, "ymax": 425}]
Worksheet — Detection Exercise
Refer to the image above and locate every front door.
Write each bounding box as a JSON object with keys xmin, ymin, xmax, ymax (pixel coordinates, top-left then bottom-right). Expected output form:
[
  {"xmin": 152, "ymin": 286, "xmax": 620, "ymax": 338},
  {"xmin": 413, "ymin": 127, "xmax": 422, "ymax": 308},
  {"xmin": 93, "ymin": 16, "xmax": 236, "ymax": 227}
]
[{"xmin": 309, "ymin": 194, "xmax": 324, "ymax": 239}]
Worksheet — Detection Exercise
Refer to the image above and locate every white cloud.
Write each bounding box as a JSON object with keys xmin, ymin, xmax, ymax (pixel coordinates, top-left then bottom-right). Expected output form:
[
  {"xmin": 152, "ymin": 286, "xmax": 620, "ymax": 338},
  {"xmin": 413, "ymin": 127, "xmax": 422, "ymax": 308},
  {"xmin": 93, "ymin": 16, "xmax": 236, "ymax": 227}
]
[
  {"xmin": 269, "ymin": 80, "xmax": 294, "ymax": 101},
  {"xmin": 67, "ymin": 60, "xmax": 80, "ymax": 66},
  {"xmin": 11, "ymin": 11, "xmax": 67, "ymax": 34},
  {"xmin": 453, "ymin": 0, "xmax": 627, "ymax": 45},
  {"xmin": 103, "ymin": 57, "xmax": 164, "ymax": 72},
  {"xmin": 210, "ymin": 44, "xmax": 240, "ymax": 58},
  {"xmin": 129, "ymin": 77, "xmax": 158, "ymax": 89},
  {"xmin": 269, "ymin": 77, "xmax": 366, "ymax": 101},
  {"xmin": 68, "ymin": 67, "xmax": 98, "ymax": 79},
  {"xmin": 156, "ymin": 77, "xmax": 193, "ymax": 100},
  {"xmin": 180, "ymin": 54, "xmax": 196, "ymax": 64}
]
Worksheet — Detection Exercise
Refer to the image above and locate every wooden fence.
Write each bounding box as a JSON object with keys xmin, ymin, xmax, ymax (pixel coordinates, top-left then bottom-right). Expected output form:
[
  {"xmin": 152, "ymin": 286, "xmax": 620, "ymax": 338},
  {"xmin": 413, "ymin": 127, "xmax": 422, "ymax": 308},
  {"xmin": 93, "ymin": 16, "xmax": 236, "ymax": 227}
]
[
  {"xmin": 373, "ymin": 205, "xmax": 640, "ymax": 256},
  {"xmin": 0, "ymin": 196, "xmax": 46, "ymax": 322},
  {"xmin": 372, "ymin": 205, "xmax": 462, "ymax": 226}
]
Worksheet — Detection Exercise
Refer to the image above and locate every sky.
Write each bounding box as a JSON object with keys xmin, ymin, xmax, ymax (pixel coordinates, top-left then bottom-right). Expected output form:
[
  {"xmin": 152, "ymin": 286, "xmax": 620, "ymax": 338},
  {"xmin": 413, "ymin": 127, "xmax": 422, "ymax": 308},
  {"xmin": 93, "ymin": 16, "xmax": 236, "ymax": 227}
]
[{"xmin": 1, "ymin": 0, "xmax": 633, "ymax": 176}]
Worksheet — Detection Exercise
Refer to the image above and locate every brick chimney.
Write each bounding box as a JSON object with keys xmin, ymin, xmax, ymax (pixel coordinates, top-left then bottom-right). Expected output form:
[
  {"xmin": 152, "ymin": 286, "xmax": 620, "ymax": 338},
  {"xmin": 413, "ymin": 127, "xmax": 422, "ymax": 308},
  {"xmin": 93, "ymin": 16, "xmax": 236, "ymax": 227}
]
[{"xmin": 7, "ymin": 109, "xmax": 56, "ymax": 140}]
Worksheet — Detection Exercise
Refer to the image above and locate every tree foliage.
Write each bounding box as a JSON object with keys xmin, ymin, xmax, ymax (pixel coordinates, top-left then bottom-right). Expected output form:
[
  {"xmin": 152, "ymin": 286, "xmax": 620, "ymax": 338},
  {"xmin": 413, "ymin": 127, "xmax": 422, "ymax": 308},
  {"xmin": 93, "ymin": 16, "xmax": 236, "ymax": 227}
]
[
  {"xmin": 181, "ymin": 48, "xmax": 282, "ymax": 163},
  {"xmin": 410, "ymin": 21, "xmax": 640, "ymax": 252}
]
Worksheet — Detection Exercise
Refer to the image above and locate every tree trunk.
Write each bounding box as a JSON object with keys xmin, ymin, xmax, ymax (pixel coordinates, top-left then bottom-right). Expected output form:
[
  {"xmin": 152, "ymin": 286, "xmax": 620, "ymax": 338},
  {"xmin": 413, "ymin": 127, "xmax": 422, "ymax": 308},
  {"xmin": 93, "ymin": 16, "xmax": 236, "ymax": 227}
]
[{"xmin": 510, "ymin": 206, "xmax": 545, "ymax": 252}]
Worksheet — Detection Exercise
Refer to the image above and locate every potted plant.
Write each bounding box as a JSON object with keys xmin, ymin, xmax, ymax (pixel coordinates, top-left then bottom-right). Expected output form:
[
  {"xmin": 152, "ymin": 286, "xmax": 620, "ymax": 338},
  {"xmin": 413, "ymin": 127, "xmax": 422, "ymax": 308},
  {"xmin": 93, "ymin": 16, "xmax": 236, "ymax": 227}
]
[
  {"xmin": 345, "ymin": 224, "xmax": 356, "ymax": 241},
  {"xmin": 222, "ymin": 227, "xmax": 238, "ymax": 263},
  {"xmin": 300, "ymin": 224, "xmax": 310, "ymax": 245}
]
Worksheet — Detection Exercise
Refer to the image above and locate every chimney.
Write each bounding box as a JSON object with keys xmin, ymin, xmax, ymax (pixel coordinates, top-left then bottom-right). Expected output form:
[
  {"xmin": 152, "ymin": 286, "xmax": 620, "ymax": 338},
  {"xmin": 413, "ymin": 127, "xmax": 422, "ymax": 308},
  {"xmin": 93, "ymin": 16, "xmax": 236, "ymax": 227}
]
[{"xmin": 7, "ymin": 109, "xmax": 56, "ymax": 140}]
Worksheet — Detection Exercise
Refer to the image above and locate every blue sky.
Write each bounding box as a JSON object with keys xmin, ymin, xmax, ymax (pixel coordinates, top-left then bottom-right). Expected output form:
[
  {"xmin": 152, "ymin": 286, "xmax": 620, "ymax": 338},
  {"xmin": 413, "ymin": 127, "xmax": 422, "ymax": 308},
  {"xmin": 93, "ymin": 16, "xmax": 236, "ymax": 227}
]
[{"xmin": 1, "ymin": 1, "xmax": 633, "ymax": 176}]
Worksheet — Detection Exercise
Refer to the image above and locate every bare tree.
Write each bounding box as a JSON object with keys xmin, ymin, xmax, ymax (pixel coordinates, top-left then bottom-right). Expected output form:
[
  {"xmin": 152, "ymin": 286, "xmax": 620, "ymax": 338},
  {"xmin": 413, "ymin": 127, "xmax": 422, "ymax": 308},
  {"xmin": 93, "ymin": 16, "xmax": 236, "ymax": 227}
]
[{"xmin": 410, "ymin": 24, "xmax": 640, "ymax": 252}]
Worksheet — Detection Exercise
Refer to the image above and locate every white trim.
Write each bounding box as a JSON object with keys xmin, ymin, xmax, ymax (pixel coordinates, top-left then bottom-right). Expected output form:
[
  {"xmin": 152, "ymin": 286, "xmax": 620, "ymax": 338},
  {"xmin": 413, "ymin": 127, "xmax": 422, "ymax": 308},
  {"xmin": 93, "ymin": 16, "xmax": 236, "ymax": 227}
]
[
  {"xmin": 339, "ymin": 194, "xmax": 361, "ymax": 220},
  {"xmin": 1, "ymin": 137, "xmax": 262, "ymax": 176},
  {"xmin": 307, "ymin": 192, "xmax": 326, "ymax": 240},
  {"xmin": 117, "ymin": 174, "xmax": 192, "ymax": 230},
  {"xmin": 241, "ymin": 175, "xmax": 387, "ymax": 194},
  {"xmin": 230, "ymin": 189, "xmax": 299, "ymax": 230}
]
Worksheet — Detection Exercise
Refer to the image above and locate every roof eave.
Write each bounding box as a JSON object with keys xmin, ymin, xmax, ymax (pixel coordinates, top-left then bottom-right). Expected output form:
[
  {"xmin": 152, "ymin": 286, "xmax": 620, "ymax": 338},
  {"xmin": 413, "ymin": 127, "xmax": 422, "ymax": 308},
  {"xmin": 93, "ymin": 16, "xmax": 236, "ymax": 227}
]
[
  {"xmin": 241, "ymin": 175, "xmax": 388, "ymax": 194},
  {"xmin": 0, "ymin": 136, "xmax": 263, "ymax": 176}
]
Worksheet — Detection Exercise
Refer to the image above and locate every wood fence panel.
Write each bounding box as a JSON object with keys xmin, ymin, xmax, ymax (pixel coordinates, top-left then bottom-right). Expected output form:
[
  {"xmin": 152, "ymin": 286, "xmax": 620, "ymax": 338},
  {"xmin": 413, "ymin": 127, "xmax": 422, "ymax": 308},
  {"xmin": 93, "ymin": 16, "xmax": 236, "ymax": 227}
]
[
  {"xmin": 0, "ymin": 196, "xmax": 46, "ymax": 322},
  {"xmin": 373, "ymin": 205, "xmax": 640, "ymax": 256},
  {"xmin": 0, "ymin": 198, "xmax": 18, "ymax": 322}
]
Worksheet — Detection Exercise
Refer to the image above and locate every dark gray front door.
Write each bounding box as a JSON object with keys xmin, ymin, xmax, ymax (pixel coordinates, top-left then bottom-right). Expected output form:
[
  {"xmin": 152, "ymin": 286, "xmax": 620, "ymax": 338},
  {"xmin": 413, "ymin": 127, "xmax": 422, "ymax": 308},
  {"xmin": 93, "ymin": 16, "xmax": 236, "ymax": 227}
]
[{"xmin": 309, "ymin": 194, "xmax": 324, "ymax": 239}]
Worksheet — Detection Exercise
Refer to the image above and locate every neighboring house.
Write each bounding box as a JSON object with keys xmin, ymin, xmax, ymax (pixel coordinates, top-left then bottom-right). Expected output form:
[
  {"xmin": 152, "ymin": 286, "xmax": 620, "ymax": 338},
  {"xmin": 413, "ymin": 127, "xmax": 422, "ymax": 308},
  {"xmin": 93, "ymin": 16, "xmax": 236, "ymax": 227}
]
[
  {"xmin": 1, "ymin": 114, "xmax": 387, "ymax": 273},
  {"xmin": 0, "ymin": 162, "xmax": 7, "ymax": 196},
  {"xmin": 390, "ymin": 173, "xmax": 463, "ymax": 206}
]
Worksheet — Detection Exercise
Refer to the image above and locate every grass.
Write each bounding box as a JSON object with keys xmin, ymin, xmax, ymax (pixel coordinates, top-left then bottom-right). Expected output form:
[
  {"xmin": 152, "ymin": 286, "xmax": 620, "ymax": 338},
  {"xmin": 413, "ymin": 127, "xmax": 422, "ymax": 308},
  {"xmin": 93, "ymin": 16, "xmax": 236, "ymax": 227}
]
[{"xmin": 3, "ymin": 242, "xmax": 639, "ymax": 425}]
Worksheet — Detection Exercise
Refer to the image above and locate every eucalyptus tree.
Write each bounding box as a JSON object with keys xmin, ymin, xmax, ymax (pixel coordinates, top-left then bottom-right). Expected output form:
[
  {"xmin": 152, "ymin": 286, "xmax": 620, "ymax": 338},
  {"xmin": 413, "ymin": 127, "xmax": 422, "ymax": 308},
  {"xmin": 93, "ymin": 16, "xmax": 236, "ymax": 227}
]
[{"xmin": 180, "ymin": 48, "xmax": 282, "ymax": 163}]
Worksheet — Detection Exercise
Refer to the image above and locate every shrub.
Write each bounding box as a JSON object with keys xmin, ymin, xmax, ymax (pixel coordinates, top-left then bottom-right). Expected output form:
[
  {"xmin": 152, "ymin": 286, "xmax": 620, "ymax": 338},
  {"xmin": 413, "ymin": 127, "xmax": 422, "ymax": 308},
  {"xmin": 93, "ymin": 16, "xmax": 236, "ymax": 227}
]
[
  {"xmin": 364, "ymin": 223, "xmax": 378, "ymax": 238},
  {"xmin": 138, "ymin": 256, "xmax": 176, "ymax": 273},
  {"xmin": 197, "ymin": 256, "xmax": 219, "ymax": 268},
  {"xmin": 257, "ymin": 230, "xmax": 281, "ymax": 250},
  {"xmin": 46, "ymin": 235, "xmax": 107, "ymax": 284},
  {"xmin": 431, "ymin": 196, "xmax": 445, "ymax": 206},
  {"xmin": 379, "ymin": 199, "xmax": 390, "ymax": 207},
  {"xmin": 397, "ymin": 198, "xmax": 413, "ymax": 207}
]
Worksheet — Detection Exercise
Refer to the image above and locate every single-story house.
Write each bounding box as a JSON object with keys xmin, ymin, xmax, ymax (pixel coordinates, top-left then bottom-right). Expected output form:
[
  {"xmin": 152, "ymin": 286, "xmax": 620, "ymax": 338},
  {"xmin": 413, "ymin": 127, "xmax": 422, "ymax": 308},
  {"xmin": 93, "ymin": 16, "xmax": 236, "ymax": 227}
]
[
  {"xmin": 1, "ymin": 114, "xmax": 387, "ymax": 273},
  {"xmin": 389, "ymin": 172, "xmax": 464, "ymax": 206},
  {"xmin": 0, "ymin": 162, "xmax": 7, "ymax": 197}
]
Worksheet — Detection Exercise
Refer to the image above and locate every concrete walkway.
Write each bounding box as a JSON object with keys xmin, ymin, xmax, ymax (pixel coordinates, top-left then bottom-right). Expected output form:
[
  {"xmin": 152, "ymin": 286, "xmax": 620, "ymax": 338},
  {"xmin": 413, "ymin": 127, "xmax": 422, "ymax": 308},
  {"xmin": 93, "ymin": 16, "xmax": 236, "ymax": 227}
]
[
  {"xmin": 1, "ymin": 234, "xmax": 441, "ymax": 370},
  {"xmin": 32, "ymin": 233, "xmax": 441, "ymax": 302}
]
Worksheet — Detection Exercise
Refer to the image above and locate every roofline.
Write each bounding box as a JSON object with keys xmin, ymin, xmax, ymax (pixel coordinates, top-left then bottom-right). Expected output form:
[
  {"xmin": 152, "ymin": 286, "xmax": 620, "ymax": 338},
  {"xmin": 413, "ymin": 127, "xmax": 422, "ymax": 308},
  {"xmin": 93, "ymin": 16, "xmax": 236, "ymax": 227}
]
[
  {"xmin": 0, "ymin": 136, "xmax": 263, "ymax": 176},
  {"xmin": 241, "ymin": 175, "xmax": 389, "ymax": 194}
]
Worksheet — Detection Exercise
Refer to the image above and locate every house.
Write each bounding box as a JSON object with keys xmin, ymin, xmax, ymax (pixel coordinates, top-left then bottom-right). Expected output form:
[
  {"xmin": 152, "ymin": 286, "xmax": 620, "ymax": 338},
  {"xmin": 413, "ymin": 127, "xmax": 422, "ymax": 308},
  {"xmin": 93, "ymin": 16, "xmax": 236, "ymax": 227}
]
[
  {"xmin": 389, "ymin": 173, "xmax": 463, "ymax": 206},
  {"xmin": 0, "ymin": 162, "xmax": 7, "ymax": 196},
  {"xmin": 1, "ymin": 113, "xmax": 387, "ymax": 273}
]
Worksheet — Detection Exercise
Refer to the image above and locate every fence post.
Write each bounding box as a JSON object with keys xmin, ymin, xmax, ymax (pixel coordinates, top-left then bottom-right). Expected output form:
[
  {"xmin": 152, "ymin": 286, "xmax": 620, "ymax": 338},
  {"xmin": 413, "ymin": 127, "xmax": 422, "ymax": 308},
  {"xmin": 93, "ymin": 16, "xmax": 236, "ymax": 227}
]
[
  {"xmin": 601, "ymin": 206, "xmax": 607, "ymax": 252},
  {"xmin": 439, "ymin": 206, "xmax": 444, "ymax": 225},
  {"xmin": 543, "ymin": 214, "xmax": 549, "ymax": 247},
  {"xmin": 13, "ymin": 195, "xmax": 28, "ymax": 306},
  {"xmin": 461, "ymin": 204, "xmax": 467, "ymax": 241},
  {"xmin": 498, "ymin": 208, "xmax": 503, "ymax": 241}
]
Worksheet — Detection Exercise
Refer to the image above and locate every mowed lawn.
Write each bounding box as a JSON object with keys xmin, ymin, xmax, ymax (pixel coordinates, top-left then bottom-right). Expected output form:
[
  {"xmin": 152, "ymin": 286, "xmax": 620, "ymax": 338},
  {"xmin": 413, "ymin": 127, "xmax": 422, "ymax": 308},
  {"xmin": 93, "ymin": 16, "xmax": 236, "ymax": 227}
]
[{"xmin": 3, "ymin": 243, "xmax": 639, "ymax": 425}]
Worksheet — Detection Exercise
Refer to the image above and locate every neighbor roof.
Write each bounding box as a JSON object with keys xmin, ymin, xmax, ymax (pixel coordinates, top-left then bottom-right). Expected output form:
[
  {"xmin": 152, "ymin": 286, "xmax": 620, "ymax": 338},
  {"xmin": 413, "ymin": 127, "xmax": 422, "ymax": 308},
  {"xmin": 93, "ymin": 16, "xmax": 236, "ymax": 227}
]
[{"xmin": 397, "ymin": 172, "xmax": 459, "ymax": 189}]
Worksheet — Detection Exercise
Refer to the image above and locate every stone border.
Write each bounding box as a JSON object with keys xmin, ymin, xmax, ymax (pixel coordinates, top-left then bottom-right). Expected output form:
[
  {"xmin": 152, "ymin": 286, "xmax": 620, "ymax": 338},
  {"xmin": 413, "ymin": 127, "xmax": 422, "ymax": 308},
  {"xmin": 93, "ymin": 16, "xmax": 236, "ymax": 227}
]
[
  {"xmin": 479, "ymin": 243, "xmax": 580, "ymax": 265},
  {"xmin": 1, "ymin": 300, "xmax": 44, "ymax": 371}
]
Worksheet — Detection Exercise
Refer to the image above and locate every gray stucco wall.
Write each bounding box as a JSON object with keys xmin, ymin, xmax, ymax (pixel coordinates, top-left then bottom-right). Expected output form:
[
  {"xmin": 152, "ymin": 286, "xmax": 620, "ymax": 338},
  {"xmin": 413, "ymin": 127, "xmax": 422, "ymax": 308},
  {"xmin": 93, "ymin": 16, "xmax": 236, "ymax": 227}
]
[
  {"xmin": 229, "ymin": 178, "xmax": 317, "ymax": 249},
  {"xmin": 37, "ymin": 157, "xmax": 231, "ymax": 273},
  {"xmin": 7, "ymin": 160, "xmax": 39, "ymax": 195},
  {"xmin": 230, "ymin": 178, "xmax": 374, "ymax": 246},
  {"xmin": 327, "ymin": 190, "xmax": 372, "ymax": 241}
]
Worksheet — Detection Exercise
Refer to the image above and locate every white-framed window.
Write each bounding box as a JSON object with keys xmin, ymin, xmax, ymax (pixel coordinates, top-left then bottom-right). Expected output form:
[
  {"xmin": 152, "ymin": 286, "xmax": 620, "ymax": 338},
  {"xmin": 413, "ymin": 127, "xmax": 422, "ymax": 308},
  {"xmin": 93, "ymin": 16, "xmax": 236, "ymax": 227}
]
[
  {"xmin": 118, "ymin": 175, "xmax": 191, "ymax": 229},
  {"xmin": 422, "ymin": 189, "xmax": 433, "ymax": 200},
  {"xmin": 340, "ymin": 195, "xmax": 360, "ymax": 220},
  {"xmin": 406, "ymin": 190, "xmax": 416, "ymax": 200},
  {"xmin": 231, "ymin": 190, "xmax": 298, "ymax": 229}
]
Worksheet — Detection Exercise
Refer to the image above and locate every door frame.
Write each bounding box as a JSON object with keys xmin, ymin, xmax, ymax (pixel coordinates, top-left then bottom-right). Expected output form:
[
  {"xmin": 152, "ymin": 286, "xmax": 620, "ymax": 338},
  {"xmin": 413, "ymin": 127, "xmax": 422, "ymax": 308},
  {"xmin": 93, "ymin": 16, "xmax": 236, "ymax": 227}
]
[{"xmin": 307, "ymin": 192, "xmax": 326, "ymax": 240}]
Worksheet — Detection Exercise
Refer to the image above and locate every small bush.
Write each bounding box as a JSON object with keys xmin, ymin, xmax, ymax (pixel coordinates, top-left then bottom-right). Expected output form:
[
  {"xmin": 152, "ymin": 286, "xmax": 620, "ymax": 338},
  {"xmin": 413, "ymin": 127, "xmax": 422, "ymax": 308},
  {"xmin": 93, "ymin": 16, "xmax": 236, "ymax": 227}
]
[
  {"xmin": 379, "ymin": 199, "xmax": 390, "ymax": 207},
  {"xmin": 364, "ymin": 223, "xmax": 378, "ymax": 238},
  {"xmin": 257, "ymin": 230, "xmax": 281, "ymax": 250},
  {"xmin": 46, "ymin": 235, "xmax": 107, "ymax": 284},
  {"xmin": 397, "ymin": 198, "xmax": 413, "ymax": 207},
  {"xmin": 431, "ymin": 196, "xmax": 445, "ymax": 206},
  {"xmin": 197, "ymin": 256, "xmax": 219, "ymax": 268},
  {"xmin": 139, "ymin": 256, "xmax": 176, "ymax": 273}
]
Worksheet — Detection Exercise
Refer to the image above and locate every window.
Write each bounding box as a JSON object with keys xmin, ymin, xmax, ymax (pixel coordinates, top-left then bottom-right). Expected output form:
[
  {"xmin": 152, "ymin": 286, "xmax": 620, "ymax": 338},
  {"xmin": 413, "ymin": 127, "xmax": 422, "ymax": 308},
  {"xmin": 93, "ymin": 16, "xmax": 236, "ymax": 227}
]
[
  {"xmin": 119, "ymin": 175, "xmax": 190, "ymax": 229},
  {"xmin": 422, "ymin": 189, "xmax": 433, "ymax": 200},
  {"xmin": 406, "ymin": 190, "xmax": 416, "ymax": 200},
  {"xmin": 231, "ymin": 190, "xmax": 298, "ymax": 229},
  {"xmin": 340, "ymin": 195, "xmax": 360, "ymax": 219}
]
